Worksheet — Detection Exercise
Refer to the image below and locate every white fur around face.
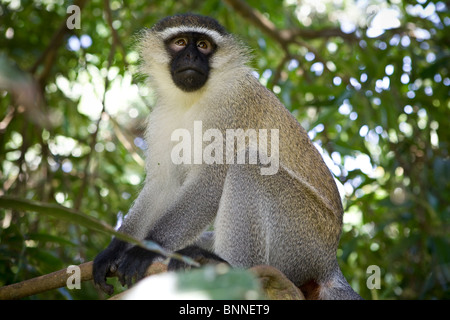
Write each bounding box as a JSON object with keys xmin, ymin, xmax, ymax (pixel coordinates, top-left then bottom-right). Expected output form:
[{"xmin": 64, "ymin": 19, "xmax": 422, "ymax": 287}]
[{"xmin": 138, "ymin": 28, "xmax": 252, "ymax": 190}]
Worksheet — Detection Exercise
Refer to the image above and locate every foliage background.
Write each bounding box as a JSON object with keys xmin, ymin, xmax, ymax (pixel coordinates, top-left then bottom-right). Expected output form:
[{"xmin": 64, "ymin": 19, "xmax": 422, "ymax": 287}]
[{"xmin": 0, "ymin": 0, "xmax": 448, "ymax": 299}]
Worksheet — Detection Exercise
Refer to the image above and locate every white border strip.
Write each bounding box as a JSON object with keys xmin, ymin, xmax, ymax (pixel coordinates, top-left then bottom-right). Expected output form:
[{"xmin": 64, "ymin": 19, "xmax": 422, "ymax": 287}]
[{"xmin": 158, "ymin": 26, "xmax": 225, "ymax": 43}]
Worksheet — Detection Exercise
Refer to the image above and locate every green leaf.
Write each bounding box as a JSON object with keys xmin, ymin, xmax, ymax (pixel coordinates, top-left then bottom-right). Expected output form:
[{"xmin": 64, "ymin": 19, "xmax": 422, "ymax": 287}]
[
  {"xmin": 0, "ymin": 196, "xmax": 199, "ymax": 267},
  {"xmin": 123, "ymin": 264, "xmax": 263, "ymax": 300}
]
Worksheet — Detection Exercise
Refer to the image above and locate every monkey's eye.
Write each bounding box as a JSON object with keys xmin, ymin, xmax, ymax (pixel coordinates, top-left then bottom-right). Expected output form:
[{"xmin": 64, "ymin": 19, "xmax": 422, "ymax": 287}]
[
  {"xmin": 197, "ymin": 40, "xmax": 212, "ymax": 54},
  {"xmin": 197, "ymin": 41, "xmax": 208, "ymax": 49},
  {"xmin": 174, "ymin": 38, "xmax": 187, "ymax": 47}
]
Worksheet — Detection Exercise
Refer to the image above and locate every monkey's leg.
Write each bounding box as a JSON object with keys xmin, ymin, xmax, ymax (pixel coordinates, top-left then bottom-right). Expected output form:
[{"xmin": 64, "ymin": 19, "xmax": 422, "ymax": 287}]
[
  {"xmin": 214, "ymin": 163, "xmax": 328, "ymax": 281},
  {"xmin": 214, "ymin": 163, "xmax": 268, "ymax": 268}
]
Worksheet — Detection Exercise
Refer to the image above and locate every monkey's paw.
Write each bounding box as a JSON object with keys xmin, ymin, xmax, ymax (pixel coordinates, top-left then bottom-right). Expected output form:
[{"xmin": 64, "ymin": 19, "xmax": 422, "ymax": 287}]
[
  {"xmin": 116, "ymin": 245, "xmax": 163, "ymax": 288},
  {"xmin": 93, "ymin": 239, "xmax": 128, "ymax": 295}
]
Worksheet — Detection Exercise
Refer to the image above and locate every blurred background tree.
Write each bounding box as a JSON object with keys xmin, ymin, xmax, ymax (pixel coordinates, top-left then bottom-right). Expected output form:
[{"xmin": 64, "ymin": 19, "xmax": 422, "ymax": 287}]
[{"xmin": 0, "ymin": 0, "xmax": 448, "ymax": 299}]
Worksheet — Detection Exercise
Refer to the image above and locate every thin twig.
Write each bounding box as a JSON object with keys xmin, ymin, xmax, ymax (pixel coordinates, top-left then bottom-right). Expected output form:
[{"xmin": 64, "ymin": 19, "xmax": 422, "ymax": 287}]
[
  {"xmin": 222, "ymin": 0, "xmax": 358, "ymax": 48},
  {"xmin": 30, "ymin": 0, "xmax": 89, "ymax": 87},
  {"xmin": 269, "ymin": 54, "xmax": 290, "ymax": 89},
  {"xmin": 74, "ymin": 9, "xmax": 117, "ymax": 210},
  {"xmin": 103, "ymin": 0, "xmax": 129, "ymax": 69}
]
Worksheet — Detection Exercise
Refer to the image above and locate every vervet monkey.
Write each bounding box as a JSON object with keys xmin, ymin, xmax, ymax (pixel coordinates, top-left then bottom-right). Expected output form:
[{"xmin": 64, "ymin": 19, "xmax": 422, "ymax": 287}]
[{"xmin": 93, "ymin": 14, "xmax": 362, "ymax": 300}]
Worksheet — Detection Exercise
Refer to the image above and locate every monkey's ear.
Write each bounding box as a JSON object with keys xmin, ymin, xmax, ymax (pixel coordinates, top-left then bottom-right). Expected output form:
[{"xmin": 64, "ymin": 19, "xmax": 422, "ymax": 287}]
[{"xmin": 168, "ymin": 245, "xmax": 228, "ymax": 271}]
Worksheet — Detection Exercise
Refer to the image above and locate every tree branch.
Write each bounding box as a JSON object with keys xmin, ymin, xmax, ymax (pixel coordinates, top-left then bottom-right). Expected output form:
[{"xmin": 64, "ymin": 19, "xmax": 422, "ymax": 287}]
[
  {"xmin": 74, "ymin": 6, "xmax": 117, "ymax": 210},
  {"xmin": 250, "ymin": 265, "xmax": 305, "ymax": 300},
  {"xmin": 29, "ymin": 0, "xmax": 89, "ymax": 87},
  {"xmin": 0, "ymin": 261, "xmax": 304, "ymax": 300},
  {"xmin": 103, "ymin": 0, "xmax": 129, "ymax": 69},
  {"xmin": 0, "ymin": 262, "xmax": 92, "ymax": 300},
  {"xmin": 222, "ymin": 0, "xmax": 290, "ymax": 49},
  {"xmin": 222, "ymin": 0, "xmax": 358, "ymax": 49},
  {"xmin": 0, "ymin": 261, "xmax": 167, "ymax": 300}
]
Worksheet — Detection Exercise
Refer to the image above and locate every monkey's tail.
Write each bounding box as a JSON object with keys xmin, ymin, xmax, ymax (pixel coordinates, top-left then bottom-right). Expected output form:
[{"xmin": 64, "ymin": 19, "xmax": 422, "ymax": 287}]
[{"xmin": 317, "ymin": 267, "xmax": 363, "ymax": 300}]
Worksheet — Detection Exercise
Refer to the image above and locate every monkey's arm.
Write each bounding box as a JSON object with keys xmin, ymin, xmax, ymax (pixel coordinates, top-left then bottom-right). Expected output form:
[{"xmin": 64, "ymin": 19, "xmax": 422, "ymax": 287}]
[
  {"xmin": 115, "ymin": 165, "xmax": 226, "ymax": 287},
  {"xmin": 93, "ymin": 182, "xmax": 163, "ymax": 294}
]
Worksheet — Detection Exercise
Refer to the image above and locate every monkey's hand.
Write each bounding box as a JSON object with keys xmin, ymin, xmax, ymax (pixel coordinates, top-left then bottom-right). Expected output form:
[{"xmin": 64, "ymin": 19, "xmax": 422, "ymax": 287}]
[
  {"xmin": 93, "ymin": 238, "xmax": 128, "ymax": 295},
  {"xmin": 116, "ymin": 245, "xmax": 163, "ymax": 289}
]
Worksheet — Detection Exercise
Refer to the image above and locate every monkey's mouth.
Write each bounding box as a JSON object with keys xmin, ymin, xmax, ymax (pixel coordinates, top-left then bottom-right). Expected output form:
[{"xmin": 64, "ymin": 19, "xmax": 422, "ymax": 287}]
[
  {"xmin": 176, "ymin": 67, "xmax": 205, "ymax": 76},
  {"xmin": 172, "ymin": 66, "xmax": 208, "ymax": 91}
]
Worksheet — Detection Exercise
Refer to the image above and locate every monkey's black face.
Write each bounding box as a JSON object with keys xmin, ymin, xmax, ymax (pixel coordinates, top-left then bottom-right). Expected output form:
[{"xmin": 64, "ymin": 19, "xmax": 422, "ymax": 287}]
[{"xmin": 166, "ymin": 32, "xmax": 216, "ymax": 92}]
